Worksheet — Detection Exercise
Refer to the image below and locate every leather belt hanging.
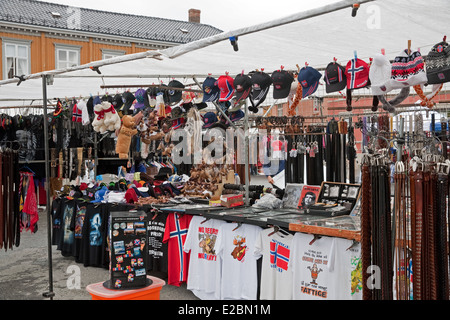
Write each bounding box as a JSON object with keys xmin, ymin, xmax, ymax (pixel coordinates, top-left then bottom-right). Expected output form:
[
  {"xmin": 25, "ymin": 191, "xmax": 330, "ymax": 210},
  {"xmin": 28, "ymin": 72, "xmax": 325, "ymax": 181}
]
[
  {"xmin": 436, "ymin": 172, "xmax": 449, "ymax": 299},
  {"xmin": 362, "ymin": 160, "xmax": 393, "ymax": 300},
  {"xmin": 412, "ymin": 170, "xmax": 424, "ymax": 300},
  {"xmin": 361, "ymin": 161, "xmax": 372, "ymax": 300},
  {"xmin": 0, "ymin": 152, "xmax": 3, "ymax": 250}
]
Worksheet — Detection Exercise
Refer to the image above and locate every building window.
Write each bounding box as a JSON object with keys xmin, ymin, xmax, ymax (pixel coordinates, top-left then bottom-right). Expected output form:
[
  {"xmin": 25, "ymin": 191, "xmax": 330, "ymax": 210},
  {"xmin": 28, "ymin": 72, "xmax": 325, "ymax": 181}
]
[
  {"xmin": 55, "ymin": 45, "xmax": 80, "ymax": 69},
  {"xmin": 102, "ymin": 49, "xmax": 125, "ymax": 60},
  {"xmin": 2, "ymin": 40, "xmax": 30, "ymax": 79}
]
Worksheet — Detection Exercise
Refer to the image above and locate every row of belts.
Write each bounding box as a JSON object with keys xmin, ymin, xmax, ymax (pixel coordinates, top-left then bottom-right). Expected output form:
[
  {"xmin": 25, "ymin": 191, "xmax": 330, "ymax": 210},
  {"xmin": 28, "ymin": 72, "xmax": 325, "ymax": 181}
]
[
  {"xmin": 394, "ymin": 170, "xmax": 409, "ymax": 300},
  {"xmin": 411, "ymin": 170, "xmax": 448, "ymax": 300},
  {"xmin": 360, "ymin": 163, "xmax": 372, "ymax": 300},
  {"xmin": 412, "ymin": 170, "xmax": 424, "ymax": 300},
  {"xmin": 362, "ymin": 164, "xmax": 393, "ymax": 300},
  {"xmin": 436, "ymin": 173, "xmax": 449, "ymax": 299},
  {"xmin": 0, "ymin": 153, "xmax": 3, "ymax": 249},
  {"xmin": 285, "ymin": 135, "xmax": 304, "ymax": 184},
  {"xmin": 347, "ymin": 125, "xmax": 356, "ymax": 183},
  {"xmin": 377, "ymin": 165, "xmax": 393, "ymax": 300},
  {"xmin": 0, "ymin": 150, "xmax": 19, "ymax": 251}
]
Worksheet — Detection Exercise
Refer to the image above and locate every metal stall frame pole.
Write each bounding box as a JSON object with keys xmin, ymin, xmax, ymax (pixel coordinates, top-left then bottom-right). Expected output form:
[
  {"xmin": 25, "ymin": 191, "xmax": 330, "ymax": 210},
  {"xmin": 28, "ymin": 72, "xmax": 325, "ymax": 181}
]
[
  {"xmin": 192, "ymin": 76, "xmax": 249, "ymax": 204},
  {"xmin": 41, "ymin": 75, "xmax": 55, "ymax": 300},
  {"xmin": 244, "ymin": 100, "xmax": 250, "ymax": 206}
]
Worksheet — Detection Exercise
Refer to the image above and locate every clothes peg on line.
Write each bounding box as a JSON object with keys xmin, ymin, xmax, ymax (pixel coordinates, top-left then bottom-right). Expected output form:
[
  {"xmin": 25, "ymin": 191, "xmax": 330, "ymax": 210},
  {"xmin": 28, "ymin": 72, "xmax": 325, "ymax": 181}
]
[
  {"xmin": 381, "ymin": 48, "xmax": 385, "ymax": 55},
  {"xmin": 353, "ymin": 50, "xmax": 358, "ymax": 60},
  {"xmin": 407, "ymin": 40, "xmax": 411, "ymax": 55}
]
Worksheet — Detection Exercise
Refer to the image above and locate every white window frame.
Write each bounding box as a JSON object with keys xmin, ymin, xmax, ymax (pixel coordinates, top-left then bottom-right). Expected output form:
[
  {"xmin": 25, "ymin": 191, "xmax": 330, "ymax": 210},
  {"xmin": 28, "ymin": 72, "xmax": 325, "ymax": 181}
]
[
  {"xmin": 2, "ymin": 38, "xmax": 31, "ymax": 80},
  {"xmin": 55, "ymin": 44, "xmax": 81, "ymax": 69},
  {"xmin": 101, "ymin": 49, "xmax": 125, "ymax": 60}
]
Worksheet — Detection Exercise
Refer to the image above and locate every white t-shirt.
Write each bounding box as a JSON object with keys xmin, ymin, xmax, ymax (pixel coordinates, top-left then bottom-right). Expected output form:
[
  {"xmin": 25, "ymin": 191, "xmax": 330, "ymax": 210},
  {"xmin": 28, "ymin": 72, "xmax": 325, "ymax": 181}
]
[
  {"xmin": 216, "ymin": 223, "xmax": 263, "ymax": 300},
  {"xmin": 254, "ymin": 227, "xmax": 294, "ymax": 300},
  {"xmin": 183, "ymin": 216, "xmax": 227, "ymax": 299},
  {"xmin": 333, "ymin": 237, "xmax": 362, "ymax": 300},
  {"xmin": 290, "ymin": 233, "xmax": 361, "ymax": 300}
]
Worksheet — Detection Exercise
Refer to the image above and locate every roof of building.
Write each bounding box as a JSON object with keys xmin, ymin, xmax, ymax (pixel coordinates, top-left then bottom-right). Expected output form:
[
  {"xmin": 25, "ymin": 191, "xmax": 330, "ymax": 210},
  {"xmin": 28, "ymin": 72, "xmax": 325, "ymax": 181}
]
[{"xmin": 0, "ymin": 0, "xmax": 223, "ymax": 44}]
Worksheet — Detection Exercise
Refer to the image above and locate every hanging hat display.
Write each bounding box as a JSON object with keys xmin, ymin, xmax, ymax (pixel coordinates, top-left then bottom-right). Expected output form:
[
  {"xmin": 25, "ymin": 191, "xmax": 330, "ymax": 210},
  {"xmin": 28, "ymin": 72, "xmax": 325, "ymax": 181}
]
[
  {"xmin": 389, "ymin": 49, "xmax": 427, "ymax": 89},
  {"xmin": 426, "ymin": 37, "xmax": 450, "ymax": 84}
]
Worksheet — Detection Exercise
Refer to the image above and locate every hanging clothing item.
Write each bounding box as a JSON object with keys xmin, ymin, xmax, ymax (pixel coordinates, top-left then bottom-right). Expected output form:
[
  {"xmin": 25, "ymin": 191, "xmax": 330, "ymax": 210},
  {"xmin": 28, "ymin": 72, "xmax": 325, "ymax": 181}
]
[
  {"xmin": 254, "ymin": 227, "xmax": 294, "ymax": 300},
  {"xmin": 183, "ymin": 215, "xmax": 227, "ymax": 299},
  {"xmin": 19, "ymin": 172, "xmax": 39, "ymax": 233},
  {"xmin": 162, "ymin": 213, "xmax": 193, "ymax": 287},
  {"xmin": 1, "ymin": 150, "xmax": 20, "ymax": 251}
]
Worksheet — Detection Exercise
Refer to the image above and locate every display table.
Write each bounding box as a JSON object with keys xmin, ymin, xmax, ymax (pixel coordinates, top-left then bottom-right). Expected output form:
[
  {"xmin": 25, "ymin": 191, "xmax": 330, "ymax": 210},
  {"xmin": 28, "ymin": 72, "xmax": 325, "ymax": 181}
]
[{"xmin": 86, "ymin": 276, "xmax": 165, "ymax": 300}]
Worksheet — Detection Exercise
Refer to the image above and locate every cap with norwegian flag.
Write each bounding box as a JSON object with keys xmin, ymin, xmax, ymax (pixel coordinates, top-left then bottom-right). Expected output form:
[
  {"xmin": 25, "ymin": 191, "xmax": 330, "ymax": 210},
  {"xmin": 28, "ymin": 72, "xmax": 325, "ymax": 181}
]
[{"xmin": 345, "ymin": 58, "xmax": 370, "ymax": 90}]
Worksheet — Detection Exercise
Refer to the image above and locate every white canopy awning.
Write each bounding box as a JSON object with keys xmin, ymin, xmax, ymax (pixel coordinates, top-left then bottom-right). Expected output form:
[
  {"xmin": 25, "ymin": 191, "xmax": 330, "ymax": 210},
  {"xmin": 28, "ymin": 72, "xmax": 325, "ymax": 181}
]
[{"xmin": 1, "ymin": 0, "xmax": 449, "ymax": 106}]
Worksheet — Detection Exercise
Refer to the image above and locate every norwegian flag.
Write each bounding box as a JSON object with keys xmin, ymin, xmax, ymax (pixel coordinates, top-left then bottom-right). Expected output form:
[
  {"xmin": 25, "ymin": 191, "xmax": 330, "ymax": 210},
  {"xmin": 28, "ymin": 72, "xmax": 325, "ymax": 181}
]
[{"xmin": 269, "ymin": 240, "xmax": 290, "ymax": 271}]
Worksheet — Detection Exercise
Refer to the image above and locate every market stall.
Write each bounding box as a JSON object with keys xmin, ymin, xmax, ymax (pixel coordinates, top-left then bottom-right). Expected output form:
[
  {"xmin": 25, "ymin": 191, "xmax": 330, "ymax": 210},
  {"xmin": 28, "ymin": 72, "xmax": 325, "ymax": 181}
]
[{"xmin": 1, "ymin": 0, "xmax": 450, "ymax": 301}]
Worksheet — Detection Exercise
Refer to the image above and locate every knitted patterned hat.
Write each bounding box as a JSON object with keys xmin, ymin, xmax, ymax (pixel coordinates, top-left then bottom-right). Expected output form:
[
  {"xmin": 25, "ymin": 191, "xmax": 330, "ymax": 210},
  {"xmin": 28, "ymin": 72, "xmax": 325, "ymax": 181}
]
[
  {"xmin": 426, "ymin": 39, "xmax": 450, "ymax": 84},
  {"xmin": 389, "ymin": 49, "xmax": 427, "ymax": 89}
]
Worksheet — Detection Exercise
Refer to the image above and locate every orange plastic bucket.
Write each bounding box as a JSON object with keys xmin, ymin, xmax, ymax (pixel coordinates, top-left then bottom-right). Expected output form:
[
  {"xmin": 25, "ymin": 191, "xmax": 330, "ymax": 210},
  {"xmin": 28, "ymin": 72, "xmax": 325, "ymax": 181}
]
[{"xmin": 86, "ymin": 276, "xmax": 165, "ymax": 300}]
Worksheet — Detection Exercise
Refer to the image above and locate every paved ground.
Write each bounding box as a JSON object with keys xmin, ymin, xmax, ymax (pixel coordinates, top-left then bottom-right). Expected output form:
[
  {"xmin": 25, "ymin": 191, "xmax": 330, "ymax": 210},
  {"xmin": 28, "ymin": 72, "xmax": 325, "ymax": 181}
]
[{"xmin": 0, "ymin": 208, "xmax": 198, "ymax": 300}]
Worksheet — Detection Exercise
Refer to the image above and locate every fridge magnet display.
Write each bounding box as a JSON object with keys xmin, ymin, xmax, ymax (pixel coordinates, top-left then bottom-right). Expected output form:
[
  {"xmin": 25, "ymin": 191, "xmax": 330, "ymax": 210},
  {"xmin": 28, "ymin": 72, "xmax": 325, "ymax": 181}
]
[{"xmin": 104, "ymin": 211, "xmax": 152, "ymax": 290}]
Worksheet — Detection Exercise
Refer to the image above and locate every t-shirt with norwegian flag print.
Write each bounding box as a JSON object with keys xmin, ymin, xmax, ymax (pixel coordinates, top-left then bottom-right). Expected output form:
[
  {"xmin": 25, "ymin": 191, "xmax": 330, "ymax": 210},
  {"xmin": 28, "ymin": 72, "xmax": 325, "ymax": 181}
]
[{"xmin": 254, "ymin": 227, "xmax": 294, "ymax": 300}]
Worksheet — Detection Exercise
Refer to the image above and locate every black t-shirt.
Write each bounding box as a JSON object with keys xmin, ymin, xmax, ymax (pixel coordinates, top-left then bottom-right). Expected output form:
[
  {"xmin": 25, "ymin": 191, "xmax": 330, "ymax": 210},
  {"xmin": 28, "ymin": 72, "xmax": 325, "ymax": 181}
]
[
  {"xmin": 81, "ymin": 203, "xmax": 110, "ymax": 268},
  {"xmin": 51, "ymin": 198, "xmax": 62, "ymax": 246},
  {"xmin": 70, "ymin": 201, "xmax": 89, "ymax": 263},
  {"xmin": 147, "ymin": 211, "xmax": 168, "ymax": 273},
  {"xmin": 58, "ymin": 198, "xmax": 76, "ymax": 257}
]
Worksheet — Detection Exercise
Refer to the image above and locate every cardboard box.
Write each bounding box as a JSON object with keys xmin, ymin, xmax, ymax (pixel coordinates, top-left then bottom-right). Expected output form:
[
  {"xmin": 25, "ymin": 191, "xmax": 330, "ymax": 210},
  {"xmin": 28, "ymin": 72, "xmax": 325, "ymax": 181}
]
[
  {"xmin": 209, "ymin": 200, "xmax": 222, "ymax": 207},
  {"xmin": 220, "ymin": 194, "xmax": 244, "ymax": 208}
]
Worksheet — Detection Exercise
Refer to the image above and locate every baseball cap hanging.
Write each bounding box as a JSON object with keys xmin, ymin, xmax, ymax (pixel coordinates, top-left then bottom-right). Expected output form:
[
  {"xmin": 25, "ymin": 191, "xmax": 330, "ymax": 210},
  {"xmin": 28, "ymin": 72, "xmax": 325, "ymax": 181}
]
[
  {"xmin": 233, "ymin": 73, "xmax": 252, "ymax": 102},
  {"xmin": 168, "ymin": 80, "xmax": 185, "ymax": 105},
  {"xmin": 298, "ymin": 66, "xmax": 322, "ymax": 98},
  {"xmin": 271, "ymin": 68, "xmax": 294, "ymax": 99},
  {"xmin": 345, "ymin": 57, "xmax": 371, "ymax": 111},
  {"xmin": 345, "ymin": 58, "xmax": 370, "ymax": 90},
  {"xmin": 249, "ymin": 70, "xmax": 272, "ymax": 113},
  {"xmin": 217, "ymin": 74, "xmax": 235, "ymax": 102},
  {"xmin": 324, "ymin": 61, "xmax": 347, "ymax": 93},
  {"xmin": 171, "ymin": 117, "xmax": 186, "ymax": 130},
  {"xmin": 202, "ymin": 76, "xmax": 220, "ymax": 102},
  {"xmin": 426, "ymin": 37, "xmax": 450, "ymax": 84},
  {"xmin": 230, "ymin": 109, "xmax": 245, "ymax": 122},
  {"xmin": 202, "ymin": 112, "xmax": 218, "ymax": 129},
  {"xmin": 182, "ymin": 91, "xmax": 196, "ymax": 104}
]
